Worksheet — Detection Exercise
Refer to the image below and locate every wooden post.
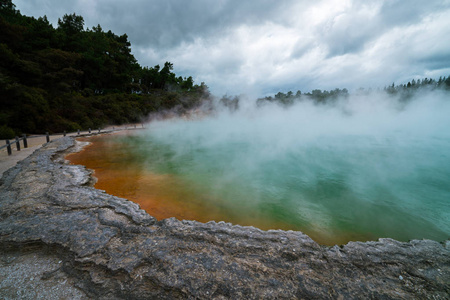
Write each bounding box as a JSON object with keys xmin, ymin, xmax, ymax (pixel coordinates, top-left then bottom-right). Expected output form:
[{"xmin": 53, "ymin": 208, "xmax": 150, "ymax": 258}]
[
  {"xmin": 77, "ymin": 129, "xmax": 80, "ymax": 135},
  {"xmin": 64, "ymin": 131, "xmax": 66, "ymax": 137},
  {"xmin": 6, "ymin": 140, "xmax": 12, "ymax": 155},
  {"xmin": 15, "ymin": 136, "xmax": 20, "ymax": 151},
  {"xmin": 22, "ymin": 134, "xmax": 28, "ymax": 148},
  {"xmin": 89, "ymin": 128, "xmax": 91, "ymax": 134},
  {"xmin": 46, "ymin": 132, "xmax": 50, "ymax": 143}
]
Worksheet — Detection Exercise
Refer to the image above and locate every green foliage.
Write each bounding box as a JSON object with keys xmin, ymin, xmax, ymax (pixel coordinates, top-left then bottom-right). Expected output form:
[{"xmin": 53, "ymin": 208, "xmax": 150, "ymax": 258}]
[
  {"xmin": 0, "ymin": 1, "xmax": 211, "ymax": 135},
  {"xmin": 1, "ymin": 0, "xmax": 16, "ymax": 11},
  {"xmin": 385, "ymin": 77, "xmax": 450, "ymax": 94},
  {"xmin": 257, "ymin": 78, "xmax": 449, "ymax": 108},
  {"xmin": 219, "ymin": 95, "xmax": 239, "ymax": 111},
  {"xmin": 0, "ymin": 125, "xmax": 15, "ymax": 139}
]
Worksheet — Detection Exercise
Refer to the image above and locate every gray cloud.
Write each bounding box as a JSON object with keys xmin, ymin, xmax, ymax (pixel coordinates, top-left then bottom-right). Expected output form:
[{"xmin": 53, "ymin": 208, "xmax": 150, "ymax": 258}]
[{"xmin": 13, "ymin": 0, "xmax": 450, "ymax": 96}]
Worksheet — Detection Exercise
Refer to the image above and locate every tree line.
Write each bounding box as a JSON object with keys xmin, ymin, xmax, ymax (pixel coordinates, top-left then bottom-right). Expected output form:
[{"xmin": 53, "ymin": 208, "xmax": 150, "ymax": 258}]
[
  {"xmin": 255, "ymin": 88, "xmax": 350, "ymax": 107},
  {"xmin": 250, "ymin": 77, "xmax": 450, "ymax": 109},
  {"xmin": 0, "ymin": 0, "xmax": 211, "ymax": 138},
  {"xmin": 217, "ymin": 76, "xmax": 450, "ymax": 111}
]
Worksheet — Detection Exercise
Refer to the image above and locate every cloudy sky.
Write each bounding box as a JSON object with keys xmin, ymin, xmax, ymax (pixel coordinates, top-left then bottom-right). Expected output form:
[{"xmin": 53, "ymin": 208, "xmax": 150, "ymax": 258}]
[{"xmin": 14, "ymin": 0, "xmax": 450, "ymax": 96}]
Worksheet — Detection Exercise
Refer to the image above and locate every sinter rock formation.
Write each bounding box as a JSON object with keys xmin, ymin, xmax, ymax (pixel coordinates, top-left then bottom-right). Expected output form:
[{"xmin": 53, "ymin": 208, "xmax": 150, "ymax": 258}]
[{"xmin": 0, "ymin": 137, "xmax": 449, "ymax": 299}]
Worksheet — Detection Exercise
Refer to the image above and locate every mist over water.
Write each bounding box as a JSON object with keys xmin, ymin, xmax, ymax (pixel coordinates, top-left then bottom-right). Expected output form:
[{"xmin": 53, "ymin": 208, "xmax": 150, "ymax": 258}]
[{"xmin": 121, "ymin": 90, "xmax": 450, "ymax": 244}]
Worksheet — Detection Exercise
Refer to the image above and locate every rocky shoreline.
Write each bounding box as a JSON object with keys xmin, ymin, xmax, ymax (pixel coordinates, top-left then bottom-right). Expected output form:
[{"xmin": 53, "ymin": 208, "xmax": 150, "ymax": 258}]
[{"xmin": 0, "ymin": 137, "xmax": 448, "ymax": 299}]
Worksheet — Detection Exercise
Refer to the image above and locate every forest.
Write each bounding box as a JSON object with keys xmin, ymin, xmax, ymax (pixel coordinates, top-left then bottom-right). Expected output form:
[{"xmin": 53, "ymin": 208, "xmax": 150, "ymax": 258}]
[
  {"xmin": 254, "ymin": 77, "xmax": 450, "ymax": 108},
  {"xmin": 0, "ymin": 0, "xmax": 211, "ymax": 138},
  {"xmin": 217, "ymin": 76, "xmax": 450, "ymax": 112}
]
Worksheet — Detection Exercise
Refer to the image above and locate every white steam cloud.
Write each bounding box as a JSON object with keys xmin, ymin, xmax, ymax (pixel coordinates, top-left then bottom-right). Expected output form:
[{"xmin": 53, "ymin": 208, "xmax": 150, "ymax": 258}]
[{"xmin": 139, "ymin": 89, "xmax": 450, "ymax": 244}]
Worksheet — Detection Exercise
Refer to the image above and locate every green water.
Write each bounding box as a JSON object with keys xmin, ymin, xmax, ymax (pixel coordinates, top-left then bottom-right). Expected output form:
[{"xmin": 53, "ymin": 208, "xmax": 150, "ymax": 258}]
[{"xmin": 111, "ymin": 96, "xmax": 449, "ymax": 244}]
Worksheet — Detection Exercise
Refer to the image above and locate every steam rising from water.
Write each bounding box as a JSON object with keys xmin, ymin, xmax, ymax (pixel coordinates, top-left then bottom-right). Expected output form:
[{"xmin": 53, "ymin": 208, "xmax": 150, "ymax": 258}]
[{"xmin": 131, "ymin": 90, "xmax": 450, "ymax": 244}]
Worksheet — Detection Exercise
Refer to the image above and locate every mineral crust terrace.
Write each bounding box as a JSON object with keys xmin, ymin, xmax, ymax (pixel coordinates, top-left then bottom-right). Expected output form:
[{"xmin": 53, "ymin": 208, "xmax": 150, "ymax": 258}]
[{"xmin": 0, "ymin": 137, "xmax": 448, "ymax": 299}]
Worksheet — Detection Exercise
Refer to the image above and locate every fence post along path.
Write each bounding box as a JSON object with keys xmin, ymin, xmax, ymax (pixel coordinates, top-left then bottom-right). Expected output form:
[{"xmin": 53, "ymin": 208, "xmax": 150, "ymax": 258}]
[
  {"xmin": 0, "ymin": 125, "xmax": 145, "ymax": 178},
  {"xmin": 22, "ymin": 134, "xmax": 28, "ymax": 148},
  {"xmin": 4, "ymin": 140, "xmax": 12, "ymax": 155},
  {"xmin": 1, "ymin": 124, "xmax": 145, "ymax": 158},
  {"xmin": 14, "ymin": 136, "xmax": 21, "ymax": 151}
]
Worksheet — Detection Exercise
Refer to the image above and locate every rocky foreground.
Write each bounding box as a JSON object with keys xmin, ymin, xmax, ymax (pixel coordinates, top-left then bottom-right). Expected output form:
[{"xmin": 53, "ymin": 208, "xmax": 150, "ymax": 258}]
[{"xmin": 0, "ymin": 137, "xmax": 448, "ymax": 299}]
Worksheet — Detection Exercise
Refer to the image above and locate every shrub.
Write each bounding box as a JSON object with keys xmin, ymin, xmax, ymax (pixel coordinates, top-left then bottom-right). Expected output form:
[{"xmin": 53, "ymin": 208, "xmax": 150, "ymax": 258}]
[{"xmin": 0, "ymin": 125, "xmax": 16, "ymax": 139}]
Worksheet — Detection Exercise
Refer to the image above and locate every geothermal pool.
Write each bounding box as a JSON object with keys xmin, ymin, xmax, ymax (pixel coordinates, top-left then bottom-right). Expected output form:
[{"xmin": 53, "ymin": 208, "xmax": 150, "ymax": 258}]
[{"xmin": 68, "ymin": 93, "xmax": 450, "ymax": 245}]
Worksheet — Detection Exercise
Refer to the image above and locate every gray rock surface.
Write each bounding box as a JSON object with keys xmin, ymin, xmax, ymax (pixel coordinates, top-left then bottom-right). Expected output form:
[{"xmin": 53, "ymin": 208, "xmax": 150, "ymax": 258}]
[{"xmin": 0, "ymin": 137, "xmax": 449, "ymax": 299}]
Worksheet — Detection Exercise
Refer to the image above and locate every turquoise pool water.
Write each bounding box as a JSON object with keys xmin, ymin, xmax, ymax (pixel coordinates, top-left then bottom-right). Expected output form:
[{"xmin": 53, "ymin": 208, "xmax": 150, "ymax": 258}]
[{"xmin": 85, "ymin": 94, "xmax": 450, "ymax": 245}]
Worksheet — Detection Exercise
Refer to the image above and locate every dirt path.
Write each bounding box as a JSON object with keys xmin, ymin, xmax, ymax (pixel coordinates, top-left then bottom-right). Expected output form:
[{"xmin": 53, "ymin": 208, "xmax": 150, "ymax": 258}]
[
  {"xmin": 0, "ymin": 135, "xmax": 63, "ymax": 178},
  {"xmin": 0, "ymin": 125, "xmax": 144, "ymax": 178}
]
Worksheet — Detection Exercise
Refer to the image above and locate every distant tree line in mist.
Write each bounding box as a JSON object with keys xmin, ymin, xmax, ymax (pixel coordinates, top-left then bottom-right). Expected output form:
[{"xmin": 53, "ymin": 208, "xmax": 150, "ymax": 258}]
[
  {"xmin": 217, "ymin": 76, "xmax": 450, "ymax": 111},
  {"xmin": 256, "ymin": 88, "xmax": 350, "ymax": 108},
  {"xmin": 0, "ymin": 0, "xmax": 211, "ymax": 138}
]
